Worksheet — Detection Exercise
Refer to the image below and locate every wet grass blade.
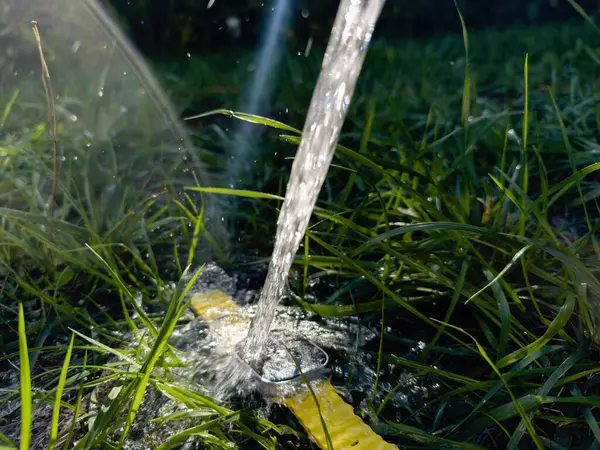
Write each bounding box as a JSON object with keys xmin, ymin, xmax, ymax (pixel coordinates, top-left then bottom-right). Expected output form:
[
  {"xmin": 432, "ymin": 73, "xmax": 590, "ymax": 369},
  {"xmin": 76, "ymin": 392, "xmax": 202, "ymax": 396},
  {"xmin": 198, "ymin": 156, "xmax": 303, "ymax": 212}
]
[
  {"xmin": 519, "ymin": 54, "xmax": 529, "ymax": 236},
  {"xmin": 435, "ymin": 320, "xmax": 544, "ymax": 449},
  {"xmin": 118, "ymin": 265, "xmax": 204, "ymax": 446},
  {"xmin": 355, "ymin": 221, "xmax": 506, "ymax": 253},
  {"xmin": 383, "ymin": 421, "xmax": 484, "ymax": 448},
  {"xmin": 293, "ymin": 297, "xmax": 397, "ymax": 317},
  {"xmin": 1, "ymin": 89, "xmax": 19, "ymax": 128},
  {"xmin": 49, "ymin": 332, "xmax": 75, "ymax": 450},
  {"xmin": 565, "ymin": 0, "xmax": 600, "ymax": 34},
  {"xmin": 507, "ymin": 348, "xmax": 582, "ymax": 449},
  {"xmin": 0, "ymin": 433, "xmax": 14, "ymax": 448},
  {"xmin": 547, "ymin": 89, "xmax": 596, "ymax": 249},
  {"xmin": 309, "ymin": 232, "xmax": 472, "ymax": 349},
  {"xmin": 470, "ymin": 395, "xmax": 548, "ymax": 432},
  {"xmin": 496, "ymin": 292, "xmax": 576, "ymax": 369},
  {"xmin": 186, "ymin": 186, "xmax": 285, "ymax": 202},
  {"xmin": 423, "ymin": 260, "xmax": 468, "ymax": 359},
  {"xmin": 69, "ymin": 328, "xmax": 137, "ymax": 365},
  {"xmin": 0, "ymin": 207, "xmax": 92, "ymax": 238},
  {"xmin": 17, "ymin": 303, "xmax": 31, "ymax": 450},
  {"xmin": 484, "ymin": 268, "xmax": 511, "ymax": 360},
  {"xmin": 155, "ymin": 412, "xmax": 241, "ymax": 450},
  {"xmin": 447, "ymin": 345, "xmax": 565, "ymax": 435},
  {"xmin": 465, "ymin": 245, "xmax": 532, "ymax": 306},
  {"xmin": 453, "ymin": 0, "xmax": 470, "ymax": 129},
  {"xmin": 184, "ymin": 108, "xmax": 302, "ymax": 134},
  {"xmin": 568, "ymin": 383, "xmax": 600, "ymax": 442},
  {"xmin": 63, "ymin": 350, "xmax": 87, "ymax": 450}
]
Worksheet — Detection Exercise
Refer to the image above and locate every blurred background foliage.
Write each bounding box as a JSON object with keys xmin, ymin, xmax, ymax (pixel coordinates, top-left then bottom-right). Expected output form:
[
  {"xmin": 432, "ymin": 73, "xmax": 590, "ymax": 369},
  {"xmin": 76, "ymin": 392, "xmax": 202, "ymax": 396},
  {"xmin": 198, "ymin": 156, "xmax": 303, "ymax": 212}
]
[{"xmin": 102, "ymin": 0, "xmax": 598, "ymax": 57}]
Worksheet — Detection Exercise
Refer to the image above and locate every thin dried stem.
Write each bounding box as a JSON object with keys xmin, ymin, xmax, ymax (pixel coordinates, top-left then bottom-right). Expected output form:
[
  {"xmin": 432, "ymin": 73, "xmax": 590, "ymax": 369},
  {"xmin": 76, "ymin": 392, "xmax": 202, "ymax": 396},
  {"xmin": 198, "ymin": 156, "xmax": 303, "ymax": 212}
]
[{"xmin": 31, "ymin": 21, "xmax": 59, "ymax": 219}]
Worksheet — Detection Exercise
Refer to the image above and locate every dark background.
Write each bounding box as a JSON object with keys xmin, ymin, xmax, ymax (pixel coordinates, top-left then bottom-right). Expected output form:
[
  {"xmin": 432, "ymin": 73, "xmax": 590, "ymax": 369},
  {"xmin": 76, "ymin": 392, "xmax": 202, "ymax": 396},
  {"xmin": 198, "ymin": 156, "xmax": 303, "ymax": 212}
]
[{"xmin": 103, "ymin": 0, "xmax": 599, "ymax": 57}]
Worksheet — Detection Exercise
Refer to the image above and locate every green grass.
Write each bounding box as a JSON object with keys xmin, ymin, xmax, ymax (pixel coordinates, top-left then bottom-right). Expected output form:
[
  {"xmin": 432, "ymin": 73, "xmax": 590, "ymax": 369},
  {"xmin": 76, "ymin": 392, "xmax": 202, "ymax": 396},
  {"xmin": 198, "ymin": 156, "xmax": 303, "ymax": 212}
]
[{"xmin": 1, "ymin": 4, "xmax": 600, "ymax": 450}]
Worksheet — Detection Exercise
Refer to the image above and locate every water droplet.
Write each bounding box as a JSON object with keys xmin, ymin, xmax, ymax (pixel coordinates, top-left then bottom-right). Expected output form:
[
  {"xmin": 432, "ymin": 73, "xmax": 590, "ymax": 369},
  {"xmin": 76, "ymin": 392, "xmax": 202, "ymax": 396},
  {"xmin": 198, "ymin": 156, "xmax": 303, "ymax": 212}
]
[{"xmin": 301, "ymin": 9, "xmax": 309, "ymax": 18}]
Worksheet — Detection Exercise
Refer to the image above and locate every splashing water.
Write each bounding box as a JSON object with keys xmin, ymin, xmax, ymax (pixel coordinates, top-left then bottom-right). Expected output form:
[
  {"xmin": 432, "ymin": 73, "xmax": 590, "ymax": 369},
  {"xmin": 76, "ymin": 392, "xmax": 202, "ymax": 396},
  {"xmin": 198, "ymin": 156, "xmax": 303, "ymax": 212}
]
[
  {"xmin": 0, "ymin": 0, "xmax": 225, "ymax": 260},
  {"xmin": 239, "ymin": 0, "xmax": 387, "ymax": 371},
  {"xmin": 183, "ymin": 264, "xmax": 377, "ymax": 401}
]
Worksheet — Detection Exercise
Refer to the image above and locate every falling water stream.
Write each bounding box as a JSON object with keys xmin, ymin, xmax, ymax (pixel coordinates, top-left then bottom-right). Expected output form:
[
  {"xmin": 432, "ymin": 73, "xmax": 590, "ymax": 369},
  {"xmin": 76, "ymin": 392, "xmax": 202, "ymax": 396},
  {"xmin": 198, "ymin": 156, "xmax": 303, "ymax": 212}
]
[{"xmin": 239, "ymin": 0, "xmax": 387, "ymax": 371}]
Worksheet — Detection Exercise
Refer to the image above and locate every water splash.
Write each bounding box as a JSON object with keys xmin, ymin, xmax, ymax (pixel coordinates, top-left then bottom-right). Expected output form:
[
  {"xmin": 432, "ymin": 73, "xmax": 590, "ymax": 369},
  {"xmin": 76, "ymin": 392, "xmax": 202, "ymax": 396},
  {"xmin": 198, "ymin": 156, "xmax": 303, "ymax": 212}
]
[
  {"xmin": 239, "ymin": 0, "xmax": 387, "ymax": 370},
  {"xmin": 0, "ymin": 0, "xmax": 226, "ymax": 261}
]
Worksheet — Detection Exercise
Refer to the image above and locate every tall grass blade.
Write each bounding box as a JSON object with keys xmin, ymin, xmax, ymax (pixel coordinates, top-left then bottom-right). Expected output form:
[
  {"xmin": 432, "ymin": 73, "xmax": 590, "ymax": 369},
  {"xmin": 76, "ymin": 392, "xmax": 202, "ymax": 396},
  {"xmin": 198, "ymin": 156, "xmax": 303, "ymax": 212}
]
[
  {"xmin": 186, "ymin": 187, "xmax": 285, "ymax": 202},
  {"xmin": 184, "ymin": 108, "xmax": 301, "ymax": 134},
  {"xmin": 568, "ymin": 383, "xmax": 600, "ymax": 442},
  {"xmin": 49, "ymin": 332, "xmax": 75, "ymax": 450},
  {"xmin": 484, "ymin": 268, "xmax": 511, "ymax": 360},
  {"xmin": 1, "ymin": 90, "xmax": 19, "ymax": 128},
  {"xmin": 453, "ymin": 0, "xmax": 470, "ymax": 128},
  {"xmin": 435, "ymin": 321, "xmax": 544, "ymax": 449},
  {"xmin": 465, "ymin": 245, "xmax": 532, "ymax": 305},
  {"xmin": 519, "ymin": 54, "xmax": 529, "ymax": 236},
  {"xmin": 565, "ymin": 0, "xmax": 600, "ymax": 34},
  {"xmin": 63, "ymin": 350, "xmax": 87, "ymax": 450},
  {"xmin": 496, "ymin": 292, "xmax": 576, "ymax": 368},
  {"xmin": 118, "ymin": 265, "xmax": 204, "ymax": 445},
  {"xmin": 17, "ymin": 303, "xmax": 31, "ymax": 450},
  {"xmin": 507, "ymin": 348, "xmax": 582, "ymax": 449}
]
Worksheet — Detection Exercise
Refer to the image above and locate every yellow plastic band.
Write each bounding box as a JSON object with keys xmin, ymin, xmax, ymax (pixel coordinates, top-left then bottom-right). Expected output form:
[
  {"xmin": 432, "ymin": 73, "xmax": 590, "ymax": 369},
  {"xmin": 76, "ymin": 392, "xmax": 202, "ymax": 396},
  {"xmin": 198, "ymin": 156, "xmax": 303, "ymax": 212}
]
[
  {"xmin": 190, "ymin": 289, "xmax": 398, "ymax": 450},
  {"xmin": 190, "ymin": 289, "xmax": 241, "ymax": 320},
  {"xmin": 283, "ymin": 380, "xmax": 398, "ymax": 449}
]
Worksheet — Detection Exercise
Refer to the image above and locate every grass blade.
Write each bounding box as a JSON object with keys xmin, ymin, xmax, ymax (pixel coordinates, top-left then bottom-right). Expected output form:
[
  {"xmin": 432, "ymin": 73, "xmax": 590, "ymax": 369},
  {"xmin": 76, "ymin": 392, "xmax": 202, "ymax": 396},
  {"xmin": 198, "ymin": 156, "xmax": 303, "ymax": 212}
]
[
  {"xmin": 1, "ymin": 90, "xmax": 19, "ymax": 127},
  {"xmin": 18, "ymin": 303, "xmax": 31, "ymax": 450},
  {"xmin": 496, "ymin": 292, "xmax": 576, "ymax": 369},
  {"xmin": 565, "ymin": 0, "xmax": 600, "ymax": 34},
  {"xmin": 435, "ymin": 320, "xmax": 544, "ymax": 449},
  {"xmin": 186, "ymin": 187, "xmax": 285, "ymax": 201},
  {"xmin": 184, "ymin": 108, "xmax": 301, "ymax": 134},
  {"xmin": 507, "ymin": 348, "xmax": 582, "ymax": 449},
  {"xmin": 118, "ymin": 265, "xmax": 205, "ymax": 445},
  {"xmin": 49, "ymin": 332, "xmax": 75, "ymax": 450}
]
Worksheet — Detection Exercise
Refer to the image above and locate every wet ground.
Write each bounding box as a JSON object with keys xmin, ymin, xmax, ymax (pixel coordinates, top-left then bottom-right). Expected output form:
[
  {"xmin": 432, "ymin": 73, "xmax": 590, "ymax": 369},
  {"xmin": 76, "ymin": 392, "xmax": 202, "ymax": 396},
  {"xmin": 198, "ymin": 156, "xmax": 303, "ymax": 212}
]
[{"xmin": 0, "ymin": 262, "xmax": 442, "ymax": 449}]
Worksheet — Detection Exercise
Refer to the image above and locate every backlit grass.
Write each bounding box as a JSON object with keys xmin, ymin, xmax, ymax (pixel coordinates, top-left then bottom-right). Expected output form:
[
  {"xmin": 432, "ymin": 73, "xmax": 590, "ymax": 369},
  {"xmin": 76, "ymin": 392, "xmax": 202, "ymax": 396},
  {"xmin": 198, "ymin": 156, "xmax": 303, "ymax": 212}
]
[{"xmin": 1, "ymin": 3, "xmax": 600, "ymax": 449}]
